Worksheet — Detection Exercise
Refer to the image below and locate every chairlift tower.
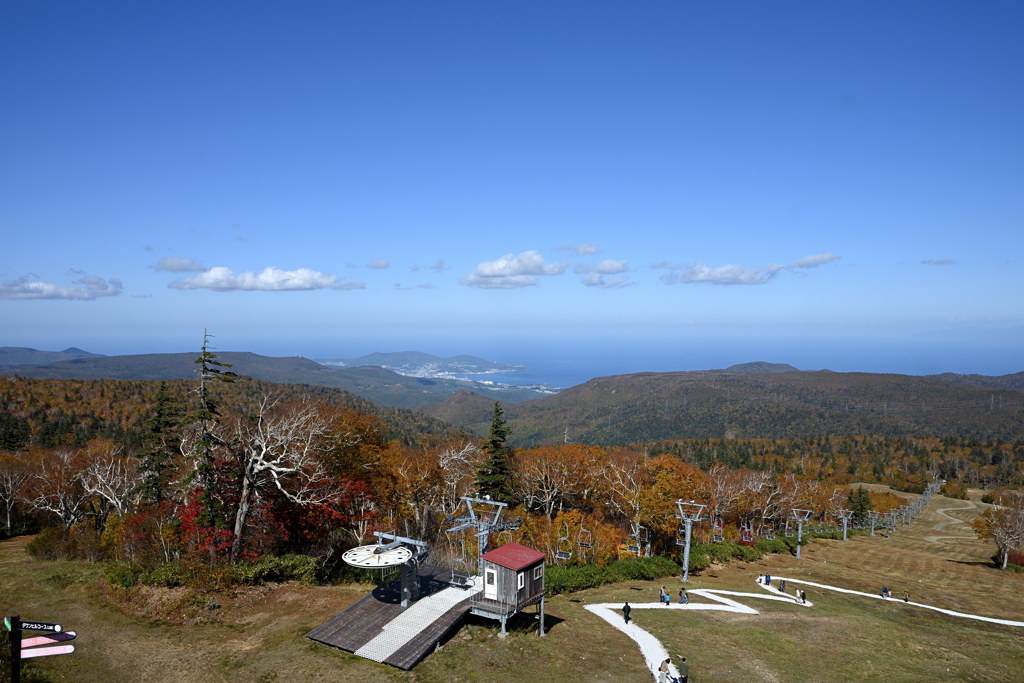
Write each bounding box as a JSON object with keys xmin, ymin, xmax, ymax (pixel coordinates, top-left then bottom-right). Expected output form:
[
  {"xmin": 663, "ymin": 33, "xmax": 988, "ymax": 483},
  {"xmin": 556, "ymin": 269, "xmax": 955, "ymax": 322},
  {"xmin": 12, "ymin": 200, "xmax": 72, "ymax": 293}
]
[
  {"xmin": 674, "ymin": 501, "xmax": 706, "ymax": 583},
  {"xmin": 445, "ymin": 496, "xmax": 522, "ymax": 578},
  {"xmin": 868, "ymin": 510, "xmax": 880, "ymax": 537},
  {"xmin": 791, "ymin": 509, "xmax": 814, "ymax": 559},
  {"xmin": 839, "ymin": 509, "xmax": 855, "ymax": 541}
]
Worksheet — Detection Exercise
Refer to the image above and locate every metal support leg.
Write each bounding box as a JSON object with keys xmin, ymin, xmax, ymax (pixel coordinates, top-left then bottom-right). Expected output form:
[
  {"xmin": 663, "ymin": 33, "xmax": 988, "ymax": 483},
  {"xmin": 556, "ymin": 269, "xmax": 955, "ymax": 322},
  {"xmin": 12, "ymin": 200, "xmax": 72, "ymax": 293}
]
[
  {"xmin": 681, "ymin": 520, "xmax": 693, "ymax": 583},
  {"xmin": 539, "ymin": 596, "xmax": 545, "ymax": 637},
  {"xmin": 499, "ymin": 615, "xmax": 508, "ymax": 638},
  {"xmin": 400, "ymin": 563, "xmax": 418, "ymax": 607}
]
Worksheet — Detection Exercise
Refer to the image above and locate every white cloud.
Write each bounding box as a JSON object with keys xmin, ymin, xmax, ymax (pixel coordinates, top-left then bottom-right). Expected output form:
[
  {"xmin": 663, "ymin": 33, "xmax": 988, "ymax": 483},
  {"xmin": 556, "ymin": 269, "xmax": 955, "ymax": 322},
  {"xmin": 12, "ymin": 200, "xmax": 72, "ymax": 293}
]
[
  {"xmin": 788, "ymin": 253, "xmax": 841, "ymax": 269},
  {"xmin": 581, "ymin": 273, "xmax": 633, "ymax": 288},
  {"xmin": 1, "ymin": 274, "xmax": 123, "ymax": 300},
  {"xmin": 575, "ymin": 259, "xmax": 629, "ymax": 275},
  {"xmin": 922, "ymin": 258, "xmax": 954, "ymax": 266},
  {"xmin": 153, "ymin": 256, "xmax": 209, "ymax": 273},
  {"xmin": 410, "ymin": 265, "xmax": 420, "ymax": 272},
  {"xmin": 659, "ymin": 253, "xmax": 840, "ymax": 286},
  {"xmin": 417, "ymin": 283, "xmax": 436, "ymax": 289},
  {"xmin": 429, "ymin": 259, "xmax": 450, "ymax": 272},
  {"xmin": 168, "ymin": 266, "xmax": 364, "ymax": 291},
  {"xmin": 461, "ymin": 250, "xmax": 567, "ymax": 289},
  {"xmin": 575, "ymin": 259, "xmax": 633, "ymax": 287},
  {"xmin": 554, "ymin": 242, "xmax": 599, "ymax": 256},
  {"xmin": 368, "ymin": 260, "xmax": 390, "ymax": 270}
]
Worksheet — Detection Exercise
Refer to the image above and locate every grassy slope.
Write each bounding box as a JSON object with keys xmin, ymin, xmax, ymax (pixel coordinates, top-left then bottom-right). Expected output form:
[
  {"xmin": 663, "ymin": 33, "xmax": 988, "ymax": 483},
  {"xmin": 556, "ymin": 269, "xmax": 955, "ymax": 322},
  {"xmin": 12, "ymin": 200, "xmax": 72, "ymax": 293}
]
[{"xmin": 2, "ymin": 487, "xmax": 1022, "ymax": 682}]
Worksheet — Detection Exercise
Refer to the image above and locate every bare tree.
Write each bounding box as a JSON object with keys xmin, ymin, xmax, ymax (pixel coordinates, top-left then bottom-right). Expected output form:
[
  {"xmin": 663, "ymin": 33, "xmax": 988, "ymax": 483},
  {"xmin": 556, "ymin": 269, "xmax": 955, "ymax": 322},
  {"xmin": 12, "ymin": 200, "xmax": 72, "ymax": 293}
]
[
  {"xmin": 27, "ymin": 449, "xmax": 89, "ymax": 530},
  {"xmin": 230, "ymin": 397, "xmax": 340, "ymax": 562},
  {"xmin": 512, "ymin": 445, "xmax": 580, "ymax": 518},
  {"xmin": 436, "ymin": 438, "xmax": 481, "ymax": 518},
  {"xmin": 602, "ymin": 449, "xmax": 650, "ymax": 524},
  {"xmin": 0, "ymin": 452, "xmax": 31, "ymax": 530},
  {"xmin": 701, "ymin": 465, "xmax": 742, "ymax": 526},
  {"xmin": 81, "ymin": 444, "xmax": 144, "ymax": 520},
  {"xmin": 737, "ymin": 470, "xmax": 783, "ymax": 533},
  {"xmin": 973, "ymin": 491, "xmax": 1024, "ymax": 570}
]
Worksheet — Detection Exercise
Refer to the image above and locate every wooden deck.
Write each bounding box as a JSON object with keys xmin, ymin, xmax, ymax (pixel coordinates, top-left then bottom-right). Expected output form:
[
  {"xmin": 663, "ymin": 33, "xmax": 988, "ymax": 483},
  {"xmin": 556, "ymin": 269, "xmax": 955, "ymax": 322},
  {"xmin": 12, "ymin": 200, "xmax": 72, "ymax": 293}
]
[{"xmin": 307, "ymin": 564, "xmax": 478, "ymax": 670}]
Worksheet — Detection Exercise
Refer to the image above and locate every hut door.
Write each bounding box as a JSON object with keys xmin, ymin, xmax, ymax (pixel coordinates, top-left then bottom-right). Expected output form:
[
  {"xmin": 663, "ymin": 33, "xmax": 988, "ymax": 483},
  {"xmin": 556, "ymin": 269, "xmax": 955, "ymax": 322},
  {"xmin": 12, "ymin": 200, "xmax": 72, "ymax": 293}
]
[{"xmin": 484, "ymin": 568, "xmax": 497, "ymax": 600}]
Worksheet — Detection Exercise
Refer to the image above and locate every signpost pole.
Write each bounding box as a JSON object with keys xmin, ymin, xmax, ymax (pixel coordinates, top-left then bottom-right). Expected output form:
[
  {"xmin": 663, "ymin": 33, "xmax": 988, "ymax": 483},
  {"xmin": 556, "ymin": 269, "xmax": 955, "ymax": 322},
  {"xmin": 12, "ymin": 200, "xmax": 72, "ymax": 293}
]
[{"xmin": 9, "ymin": 615, "xmax": 21, "ymax": 683}]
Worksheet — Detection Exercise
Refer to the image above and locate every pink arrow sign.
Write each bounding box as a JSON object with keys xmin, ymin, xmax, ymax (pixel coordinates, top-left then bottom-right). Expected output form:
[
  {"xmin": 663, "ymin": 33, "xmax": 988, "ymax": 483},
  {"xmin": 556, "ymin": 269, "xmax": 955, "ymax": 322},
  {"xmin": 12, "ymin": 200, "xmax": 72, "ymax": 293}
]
[
  {"xmin": 21, "ymin": 644, "xmax": 74, "ymax": 659},
  {"xmin": 21, "ymin": 630, "xmax": 76, "ymax": 648}
]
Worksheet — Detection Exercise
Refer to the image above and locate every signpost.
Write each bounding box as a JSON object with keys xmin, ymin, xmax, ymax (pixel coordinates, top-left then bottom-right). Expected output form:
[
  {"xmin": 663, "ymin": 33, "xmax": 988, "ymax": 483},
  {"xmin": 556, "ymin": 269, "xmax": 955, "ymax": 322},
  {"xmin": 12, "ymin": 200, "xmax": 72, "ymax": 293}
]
[{"xmin": 5, "ymin": 615, "xmax": 76, "ymax": 683}]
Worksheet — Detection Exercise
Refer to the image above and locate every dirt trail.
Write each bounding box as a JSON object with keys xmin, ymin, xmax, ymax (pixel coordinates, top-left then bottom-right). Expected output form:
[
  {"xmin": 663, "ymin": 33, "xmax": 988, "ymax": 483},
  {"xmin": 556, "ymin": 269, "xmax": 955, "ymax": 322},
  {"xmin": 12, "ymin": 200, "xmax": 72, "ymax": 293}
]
[{"xmin": 923, "ymin": 499, "xmax": 979, "ymax": 545}]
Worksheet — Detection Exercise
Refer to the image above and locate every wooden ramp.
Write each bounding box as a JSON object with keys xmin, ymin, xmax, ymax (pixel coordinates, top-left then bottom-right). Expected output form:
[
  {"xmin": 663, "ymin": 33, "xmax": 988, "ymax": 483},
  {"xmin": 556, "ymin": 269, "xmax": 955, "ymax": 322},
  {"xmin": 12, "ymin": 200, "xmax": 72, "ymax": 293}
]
[{"xmin": 307, "ymin": 564, "xmax": 481, "ymax": 670}]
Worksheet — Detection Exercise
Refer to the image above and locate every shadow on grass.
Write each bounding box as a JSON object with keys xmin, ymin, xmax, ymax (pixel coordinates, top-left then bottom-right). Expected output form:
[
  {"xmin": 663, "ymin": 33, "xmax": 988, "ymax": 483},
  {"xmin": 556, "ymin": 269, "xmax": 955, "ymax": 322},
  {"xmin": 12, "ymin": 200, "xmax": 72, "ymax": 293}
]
[{"xmin": 947, "ymin": 559, "xmax": 995, "ymax": 568}]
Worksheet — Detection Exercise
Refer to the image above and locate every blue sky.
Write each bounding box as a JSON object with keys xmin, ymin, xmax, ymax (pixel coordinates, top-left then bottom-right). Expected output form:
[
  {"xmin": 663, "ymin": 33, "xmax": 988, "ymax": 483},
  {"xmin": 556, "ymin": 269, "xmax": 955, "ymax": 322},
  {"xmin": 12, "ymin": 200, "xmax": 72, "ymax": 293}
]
[{"xmin": 1, "ymin": 2, "xmax": 1022, "ymax": 377}]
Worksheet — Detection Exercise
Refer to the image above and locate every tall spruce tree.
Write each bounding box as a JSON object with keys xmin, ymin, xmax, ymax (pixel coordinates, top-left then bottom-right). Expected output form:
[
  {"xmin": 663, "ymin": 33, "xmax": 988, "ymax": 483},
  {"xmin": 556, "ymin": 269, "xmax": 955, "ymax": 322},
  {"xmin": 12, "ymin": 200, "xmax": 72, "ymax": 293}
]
[
  {"xmin": 136, "ymin": 381, "xmax": 181, "ymax": 504},
  {"xmin": 181, "ymin": 331, "xmax": 236, "ymax": 532},
  {"xmin": 474, "ymin": 402, "xmax": 515, "ymax": 504},
  {"xmin": 847, "ymin": 485, "xmax": 873, "ymax": 525}
]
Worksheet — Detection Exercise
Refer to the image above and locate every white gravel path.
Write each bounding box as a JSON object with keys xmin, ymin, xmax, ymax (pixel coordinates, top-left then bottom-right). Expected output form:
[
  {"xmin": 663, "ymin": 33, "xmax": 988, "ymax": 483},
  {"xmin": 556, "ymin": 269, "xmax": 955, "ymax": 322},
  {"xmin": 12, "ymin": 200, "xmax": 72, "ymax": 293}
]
[{"xmin": 584, "ymin": 576, "xmax": 1022, "ymax": 680}]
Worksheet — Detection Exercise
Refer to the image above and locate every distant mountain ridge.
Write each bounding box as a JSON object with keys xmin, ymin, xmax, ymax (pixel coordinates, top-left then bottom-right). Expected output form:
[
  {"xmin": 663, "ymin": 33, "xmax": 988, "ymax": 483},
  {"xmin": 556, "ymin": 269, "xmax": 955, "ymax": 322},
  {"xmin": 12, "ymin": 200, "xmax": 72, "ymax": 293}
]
[
  {"xmin": 0, "ymin": 349, "xmax": 546, "ymax": 410},
  {"xmin": 926, "ymin": 371, "xmax": 1024, "ymax": 392},
  {"xmin": 418, "ymin": 368, "xmax": 1024, "ymax": 444},
  {"xmin": 0, "ymin": 346, "xmax": 103, "ymax": 367},
  {"xmin": 722, "ymin": 361, "xmax": 801, "ymax": 373}
]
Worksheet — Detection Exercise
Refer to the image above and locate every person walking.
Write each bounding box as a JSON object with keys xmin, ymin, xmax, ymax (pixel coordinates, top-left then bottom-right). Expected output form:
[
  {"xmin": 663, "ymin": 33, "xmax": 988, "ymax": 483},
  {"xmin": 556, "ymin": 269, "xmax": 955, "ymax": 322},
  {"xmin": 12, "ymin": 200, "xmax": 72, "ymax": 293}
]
[
  {"xmin": 678, "ymin": 588, "xmax": 685, "ymax": 604},
  {"xmin": 660, "ymin": 586, "xmax": 667, "ymax": 605},
  {"xmin": 765, "ymin": 573, "xmax": 771, "ymax": 587},
  {"xmin": 904, "ymin": 591, "xmax": 910, "ymax": 603},
  {"xmin": 623, "ymin": 601, "xmax": 631, "ymax": 624},
  {"xmin": 779, "ymin": 580, "xmax": 786, "ymax": 594},
  {"xmin": 801, "ymin": 590, "xmax": 807, "ymax": 604},
  {"xmin": 659, "ymin": 658, "xmax": 671, "ymax": 683}
]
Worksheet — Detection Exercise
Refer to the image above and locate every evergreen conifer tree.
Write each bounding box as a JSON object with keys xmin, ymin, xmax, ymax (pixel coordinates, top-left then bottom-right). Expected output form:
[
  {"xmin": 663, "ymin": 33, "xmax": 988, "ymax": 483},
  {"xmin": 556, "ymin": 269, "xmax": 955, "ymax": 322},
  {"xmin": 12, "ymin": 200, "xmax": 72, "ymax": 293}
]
[
  {"xmin": 180, "ymin": 331, "xmax": 236, "ymax": 532},
  {"xmin": 847, "ymin": 485, "xmax": 873, "ymax": 525},
  {"xmin": 136, "ymin": 381, "xmax": 181, "ymax": 504},
  {"xmin": 474, "ymin": 402, "xmax": 515, "ymax": 504}
]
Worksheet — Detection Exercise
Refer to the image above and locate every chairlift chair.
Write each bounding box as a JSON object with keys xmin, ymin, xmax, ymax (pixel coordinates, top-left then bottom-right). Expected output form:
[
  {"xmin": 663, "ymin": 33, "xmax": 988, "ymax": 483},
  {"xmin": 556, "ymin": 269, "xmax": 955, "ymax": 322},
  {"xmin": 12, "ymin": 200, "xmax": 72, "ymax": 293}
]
[
  {"xmin": 675, "ymin": 526, "xmax": 687, "ymax": 546},
  {"xmin": 712, "ymin": 519, "xmax": 725, "ymax": 543},
  {"xmin": 784, "ymin": 521, "xmax": 795, "ymax": 538},
  {"xmin": 625, "ymin": 523, "xmax": 643, "ymax": 554},
  {"xmin": 450, "ymin": 539, "xmax": 471, "ymax": 586},
  {"xmin": 555, "ymin": 522, "xmax": 573, "ymax": 562},
  {"xmin": 578, "ymin": 524, "xmax": 593, "ymax": 549},
  {"xmin": 764, "ymin": 522, "xmax": 776, "ymax": 541},
  {"xmin": 497, "ymin": 529, "xmax": 513, "ymax": 547}
]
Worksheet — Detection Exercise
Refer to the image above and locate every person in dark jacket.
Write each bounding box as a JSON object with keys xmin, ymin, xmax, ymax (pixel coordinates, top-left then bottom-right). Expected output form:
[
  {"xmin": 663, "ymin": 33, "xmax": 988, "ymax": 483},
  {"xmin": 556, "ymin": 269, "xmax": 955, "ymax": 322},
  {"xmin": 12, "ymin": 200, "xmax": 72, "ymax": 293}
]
[
  {"xmin": 677, "ymin": 656, "xmax": 689, "ymax": 682},
  {"xmin": 623, "ymin": 601, "xmax": 631, "ymax": 624}
]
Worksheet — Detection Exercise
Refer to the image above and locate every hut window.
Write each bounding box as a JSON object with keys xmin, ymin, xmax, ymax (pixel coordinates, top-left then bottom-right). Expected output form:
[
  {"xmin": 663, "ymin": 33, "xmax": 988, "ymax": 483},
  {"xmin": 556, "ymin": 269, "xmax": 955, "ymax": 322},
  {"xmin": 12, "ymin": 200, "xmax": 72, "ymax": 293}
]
[
  {"xmin": 533, "ymin": 566, "xmax": 542, "ymax": 580},
  {"xmin": 517, "ymin": 572, "xmax": 525, "ymax": 589}
]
